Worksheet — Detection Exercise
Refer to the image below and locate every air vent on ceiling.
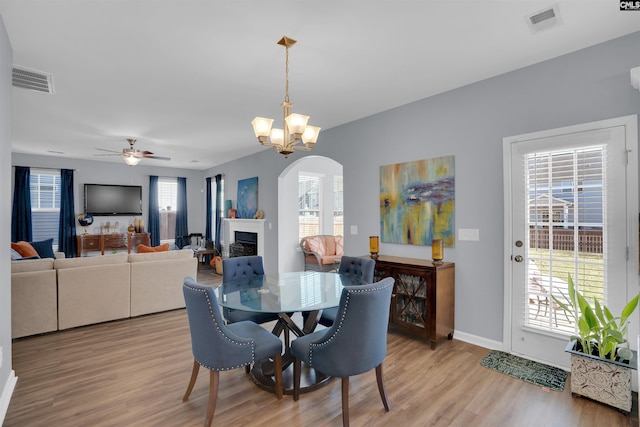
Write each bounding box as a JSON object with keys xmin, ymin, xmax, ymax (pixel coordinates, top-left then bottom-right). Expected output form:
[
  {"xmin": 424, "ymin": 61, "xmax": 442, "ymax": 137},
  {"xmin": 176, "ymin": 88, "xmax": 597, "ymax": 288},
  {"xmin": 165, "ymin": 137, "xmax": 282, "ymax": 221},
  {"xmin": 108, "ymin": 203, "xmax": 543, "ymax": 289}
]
[
  {"xmin": 12, "ymin": 65, "xmax": 54, "ymax": 94},
  {"xmin": 526, "ymin": 4, "xmax": 562, "ymax": 33}
]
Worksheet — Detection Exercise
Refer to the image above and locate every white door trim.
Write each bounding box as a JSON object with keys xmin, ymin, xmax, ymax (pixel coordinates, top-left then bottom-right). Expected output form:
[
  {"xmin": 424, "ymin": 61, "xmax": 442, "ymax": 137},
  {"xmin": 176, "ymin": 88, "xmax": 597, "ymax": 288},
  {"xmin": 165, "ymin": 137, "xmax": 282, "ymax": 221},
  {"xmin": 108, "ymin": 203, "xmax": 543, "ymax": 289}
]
[{"xmin": 502, "ymin": 115, "xmax": 639, "ymax": 362}]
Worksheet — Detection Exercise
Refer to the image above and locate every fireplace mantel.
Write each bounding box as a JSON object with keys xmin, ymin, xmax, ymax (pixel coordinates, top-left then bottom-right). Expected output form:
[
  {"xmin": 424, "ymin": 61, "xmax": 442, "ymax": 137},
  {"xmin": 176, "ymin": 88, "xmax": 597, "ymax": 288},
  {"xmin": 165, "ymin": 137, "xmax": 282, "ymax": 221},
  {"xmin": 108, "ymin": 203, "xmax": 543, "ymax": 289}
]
[{"xmin": 223, "ymin": 219, "xmax": 265, "ymax": 257}]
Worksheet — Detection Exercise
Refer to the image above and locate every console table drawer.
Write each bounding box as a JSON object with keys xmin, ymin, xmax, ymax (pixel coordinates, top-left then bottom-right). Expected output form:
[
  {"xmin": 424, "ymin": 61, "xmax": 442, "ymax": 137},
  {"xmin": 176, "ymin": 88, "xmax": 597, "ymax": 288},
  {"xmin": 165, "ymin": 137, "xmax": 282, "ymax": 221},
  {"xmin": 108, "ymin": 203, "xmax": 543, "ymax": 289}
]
[{"xmin": 79, "ymin": 235, "xmax": 100, "ymax": 252}]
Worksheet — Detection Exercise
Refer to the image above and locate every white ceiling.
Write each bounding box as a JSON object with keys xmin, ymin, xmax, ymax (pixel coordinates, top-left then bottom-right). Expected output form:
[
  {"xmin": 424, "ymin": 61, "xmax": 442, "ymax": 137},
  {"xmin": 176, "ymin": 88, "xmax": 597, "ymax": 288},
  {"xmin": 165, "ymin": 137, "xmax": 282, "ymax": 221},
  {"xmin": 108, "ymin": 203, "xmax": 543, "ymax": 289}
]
[{"xmin": 2, "ymin": 1, "xmax": 639, "ymax": 170}]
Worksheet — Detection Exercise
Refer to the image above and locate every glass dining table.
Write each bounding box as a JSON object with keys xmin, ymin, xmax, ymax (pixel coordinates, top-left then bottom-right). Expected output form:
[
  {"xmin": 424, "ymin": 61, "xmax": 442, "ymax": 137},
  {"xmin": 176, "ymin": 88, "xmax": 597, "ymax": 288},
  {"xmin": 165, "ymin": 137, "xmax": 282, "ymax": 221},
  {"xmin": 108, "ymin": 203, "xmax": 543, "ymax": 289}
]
[{"xmin": 216, "ymin": 271, "xmax": 368, "ymax": 395}]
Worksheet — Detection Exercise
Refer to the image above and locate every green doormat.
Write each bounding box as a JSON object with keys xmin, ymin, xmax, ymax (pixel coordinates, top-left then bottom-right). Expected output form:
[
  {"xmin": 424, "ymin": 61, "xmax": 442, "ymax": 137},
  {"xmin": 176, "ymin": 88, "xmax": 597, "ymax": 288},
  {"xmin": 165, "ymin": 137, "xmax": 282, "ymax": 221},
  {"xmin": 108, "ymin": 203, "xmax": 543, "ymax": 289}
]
[{"xmin": 480, "ymin": 350, "xmax": 567, "ymax": 391}]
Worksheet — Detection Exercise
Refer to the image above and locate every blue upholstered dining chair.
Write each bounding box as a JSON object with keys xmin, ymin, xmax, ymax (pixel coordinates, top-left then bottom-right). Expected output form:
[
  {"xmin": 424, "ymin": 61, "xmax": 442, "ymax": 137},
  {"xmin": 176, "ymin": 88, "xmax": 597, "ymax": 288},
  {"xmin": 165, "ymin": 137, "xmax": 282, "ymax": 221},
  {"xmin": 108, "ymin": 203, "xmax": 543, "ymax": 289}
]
[
  {"xmin": 222, "ymin": 256, "xmax": 280, "ymax": 325},
  {"xmin": 182, "ymin": 277, "xmax": 283, "ymax": 427},
  {"xmin": 291, "ymin": 277, "xmax": 394, "ymax": 427},
  {"xmin": 317, "ymin": 255, "xmax": 376, "ymax": 327}
]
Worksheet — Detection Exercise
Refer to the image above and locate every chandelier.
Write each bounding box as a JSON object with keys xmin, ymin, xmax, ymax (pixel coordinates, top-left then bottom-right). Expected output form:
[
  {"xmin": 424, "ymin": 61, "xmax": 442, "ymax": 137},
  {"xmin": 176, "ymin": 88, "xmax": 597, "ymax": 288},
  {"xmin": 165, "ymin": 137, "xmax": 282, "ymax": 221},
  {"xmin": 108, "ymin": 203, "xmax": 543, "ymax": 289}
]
[{"xmin": 251, "ymin": 36, "xmax": 320, "ymax": 158}]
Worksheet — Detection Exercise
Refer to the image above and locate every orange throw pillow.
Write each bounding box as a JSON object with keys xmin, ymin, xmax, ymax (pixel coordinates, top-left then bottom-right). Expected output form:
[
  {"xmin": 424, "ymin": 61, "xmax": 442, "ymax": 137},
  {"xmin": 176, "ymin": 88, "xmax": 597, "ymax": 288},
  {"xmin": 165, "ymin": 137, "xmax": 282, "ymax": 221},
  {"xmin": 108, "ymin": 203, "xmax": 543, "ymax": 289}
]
[
  {"xmin": 11, "ymin": 241, "xmax": 39, "ymax": 258},
  {"xmin": 137, "ymin": 243, "xmax": 170, "ymax": 253}
]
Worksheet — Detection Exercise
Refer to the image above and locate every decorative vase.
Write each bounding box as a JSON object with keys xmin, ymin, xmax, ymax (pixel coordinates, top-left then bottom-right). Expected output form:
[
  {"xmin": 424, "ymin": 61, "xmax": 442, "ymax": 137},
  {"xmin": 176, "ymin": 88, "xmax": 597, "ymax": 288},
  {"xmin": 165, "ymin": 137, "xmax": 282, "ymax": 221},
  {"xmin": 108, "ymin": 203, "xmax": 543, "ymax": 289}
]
[{"xmin": 565, "ymin": 340, "xmax": 637, "ymax": 413}]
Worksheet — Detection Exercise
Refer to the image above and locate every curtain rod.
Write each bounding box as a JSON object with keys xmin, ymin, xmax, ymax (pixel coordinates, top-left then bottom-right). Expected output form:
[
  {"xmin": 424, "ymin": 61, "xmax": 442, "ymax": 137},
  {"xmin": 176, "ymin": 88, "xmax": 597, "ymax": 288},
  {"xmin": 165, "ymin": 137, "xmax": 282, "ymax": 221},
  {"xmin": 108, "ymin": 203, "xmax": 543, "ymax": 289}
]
[
  {"xmin": 12, "ymin": 166, "xmax": 78, "ymax": 171},
  {"xmin": 205, "ymin": 173, "xmax": 225, "ymax": 179}
]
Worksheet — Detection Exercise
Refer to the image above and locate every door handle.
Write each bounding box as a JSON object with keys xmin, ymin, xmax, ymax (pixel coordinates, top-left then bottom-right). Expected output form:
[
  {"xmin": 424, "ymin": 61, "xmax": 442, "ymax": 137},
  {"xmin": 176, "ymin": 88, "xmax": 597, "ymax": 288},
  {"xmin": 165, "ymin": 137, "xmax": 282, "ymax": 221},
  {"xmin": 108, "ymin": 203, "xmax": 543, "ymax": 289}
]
[{"xmin": 514, "ymin": 255, "xmax": 523, "ymax": 262}]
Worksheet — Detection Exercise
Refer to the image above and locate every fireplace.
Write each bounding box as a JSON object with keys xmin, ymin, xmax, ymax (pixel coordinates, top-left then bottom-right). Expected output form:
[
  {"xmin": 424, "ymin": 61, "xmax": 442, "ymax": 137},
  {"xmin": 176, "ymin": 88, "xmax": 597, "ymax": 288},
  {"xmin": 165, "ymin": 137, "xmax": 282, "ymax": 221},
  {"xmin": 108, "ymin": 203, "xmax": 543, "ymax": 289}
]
[
  {"xmin": 229, "ymin": 231, "xmax": 258, "ymax": 257},
  {"xmin": 223, "ymin": 219, "xmax": 265, "ymax": 258}
]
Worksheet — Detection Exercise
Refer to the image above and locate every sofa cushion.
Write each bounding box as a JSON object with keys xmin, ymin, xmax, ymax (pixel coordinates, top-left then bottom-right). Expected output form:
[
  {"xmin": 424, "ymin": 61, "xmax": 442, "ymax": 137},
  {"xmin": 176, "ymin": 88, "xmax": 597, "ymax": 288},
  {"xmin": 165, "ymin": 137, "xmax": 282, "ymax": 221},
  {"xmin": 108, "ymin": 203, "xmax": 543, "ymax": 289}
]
[
  {"xmin": 30, "ymin": 238, "xmax": 56, "ymax": 259},
  {"xmin": 305, "ymin": 236, "xmax": 325, "ymax": 256},
  {"xmin": 11, "ymin": 248, "xmax": 22, "ymax": 260},
  {"xmin": 54, "ymin": 253, "xmax": 129, "ymax": 270},
  {"xmin": 11, "ymin": 241, "xmax": 38, "ymax": 258},
  {"xmin": 128, "ymin": 248, "xmax": 193, "ymax": 263},
  {"xmin": 323, "ymin": 236, "xmax": 336, "ymax": 256},
  {"xmin": 137, "ymin": 243, "xmax": 170, "ymax": 253},
  {"xmin": 11, "ymin": 269, "xmax": 58, "ymax": 338},
  {"xmin": 11, "ymin": 258, "xmax": 55, "ymax": 273},
  {"xmin": 335, "ymin": 235, "xmax": 344, "ymax": 256}
]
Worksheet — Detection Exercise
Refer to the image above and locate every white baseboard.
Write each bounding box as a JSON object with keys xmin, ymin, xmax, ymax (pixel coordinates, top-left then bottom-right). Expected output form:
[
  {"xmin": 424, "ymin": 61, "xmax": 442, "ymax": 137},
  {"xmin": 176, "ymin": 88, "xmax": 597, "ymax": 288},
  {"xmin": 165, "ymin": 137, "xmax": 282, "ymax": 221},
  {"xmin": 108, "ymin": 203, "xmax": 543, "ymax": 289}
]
[
  {"xmin": 454, "ymin": 330, "xmax": 503, "ymax": 351},
  {"xmin": 0, "ymin": 370, "xmax": 17, "ymax": 424}
]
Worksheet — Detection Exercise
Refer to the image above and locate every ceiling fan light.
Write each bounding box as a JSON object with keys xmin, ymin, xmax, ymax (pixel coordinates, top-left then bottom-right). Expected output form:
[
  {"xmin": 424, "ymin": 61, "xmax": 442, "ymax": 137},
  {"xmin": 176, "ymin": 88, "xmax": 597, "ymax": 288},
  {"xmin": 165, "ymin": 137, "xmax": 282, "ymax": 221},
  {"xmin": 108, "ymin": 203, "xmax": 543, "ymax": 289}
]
[{"xmin": 122, "ymin": 153, "xmax": 141, "ymax": 166}]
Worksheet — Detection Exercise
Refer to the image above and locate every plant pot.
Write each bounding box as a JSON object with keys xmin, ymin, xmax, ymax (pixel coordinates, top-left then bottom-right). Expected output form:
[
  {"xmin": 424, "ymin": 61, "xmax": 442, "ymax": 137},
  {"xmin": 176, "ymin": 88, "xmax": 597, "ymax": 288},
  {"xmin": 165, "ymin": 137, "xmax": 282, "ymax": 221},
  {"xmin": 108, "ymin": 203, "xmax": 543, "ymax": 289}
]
[{"xmin": 566, "ymin": 340, "xmax": 637, "ymax": 413}]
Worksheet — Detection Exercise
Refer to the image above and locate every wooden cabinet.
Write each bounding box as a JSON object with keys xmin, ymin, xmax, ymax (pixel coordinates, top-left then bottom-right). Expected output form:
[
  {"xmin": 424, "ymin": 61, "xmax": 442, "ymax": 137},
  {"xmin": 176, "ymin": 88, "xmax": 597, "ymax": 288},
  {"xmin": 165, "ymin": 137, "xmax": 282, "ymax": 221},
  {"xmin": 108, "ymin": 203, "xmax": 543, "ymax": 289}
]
[
  {"xmin": 77, "ymin": 233, "xmax": 150, "ymax": 257},
  {"xmin": 369, "ymin": 255, "xmax": 455, "ymax": 349}
]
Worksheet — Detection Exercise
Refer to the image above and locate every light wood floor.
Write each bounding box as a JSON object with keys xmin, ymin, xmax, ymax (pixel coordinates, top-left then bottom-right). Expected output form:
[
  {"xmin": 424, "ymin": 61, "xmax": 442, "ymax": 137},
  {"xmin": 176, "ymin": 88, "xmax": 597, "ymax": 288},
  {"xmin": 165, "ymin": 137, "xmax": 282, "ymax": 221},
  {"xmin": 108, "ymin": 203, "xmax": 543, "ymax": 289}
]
[{"xmin": 5, "ymin": 268, "xmax": 638, "ymax": 426}]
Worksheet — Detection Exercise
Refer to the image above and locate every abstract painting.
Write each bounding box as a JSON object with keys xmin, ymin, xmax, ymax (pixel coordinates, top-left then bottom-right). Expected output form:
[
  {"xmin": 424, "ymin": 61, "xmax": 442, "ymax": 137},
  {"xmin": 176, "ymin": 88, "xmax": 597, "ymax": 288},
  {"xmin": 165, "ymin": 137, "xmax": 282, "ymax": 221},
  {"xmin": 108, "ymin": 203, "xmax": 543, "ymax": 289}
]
[
  {"xmin": 380, "ymin": 155, "xmax": 455, "ymax": 247},
  {"xmin": 237, "ymin": 176, "xmax": 258, "ymax": 219}
]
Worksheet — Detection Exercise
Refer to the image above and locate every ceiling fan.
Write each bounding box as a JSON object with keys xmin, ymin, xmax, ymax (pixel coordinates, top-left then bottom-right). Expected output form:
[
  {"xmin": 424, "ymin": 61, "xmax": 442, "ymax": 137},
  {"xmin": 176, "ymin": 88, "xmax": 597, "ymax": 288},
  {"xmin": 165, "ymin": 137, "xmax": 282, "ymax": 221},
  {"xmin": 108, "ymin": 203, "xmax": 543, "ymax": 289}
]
[{"xmin": 95, "ymin": 138, "xmax": 171, "ymax": 166}]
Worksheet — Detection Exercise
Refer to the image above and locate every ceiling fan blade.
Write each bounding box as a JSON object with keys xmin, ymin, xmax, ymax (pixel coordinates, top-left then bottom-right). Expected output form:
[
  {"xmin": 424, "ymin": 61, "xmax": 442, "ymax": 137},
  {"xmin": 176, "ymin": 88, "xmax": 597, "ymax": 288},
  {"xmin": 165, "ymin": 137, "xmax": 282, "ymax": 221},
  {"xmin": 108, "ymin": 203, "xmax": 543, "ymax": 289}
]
[
  {"xmin": 143, "ymin": 154, "xmax": 171, "ymax": 161},
  {"xmin": 95, "ymin": 147, "xmax": 120, "ymax": 154},
  {"xmin": 142, "ymin": 150, "xmax": 154, "ymax": 155},
  {"xmin": 94, "ymin": 153, "xmax": 121, "ymax": 157}
]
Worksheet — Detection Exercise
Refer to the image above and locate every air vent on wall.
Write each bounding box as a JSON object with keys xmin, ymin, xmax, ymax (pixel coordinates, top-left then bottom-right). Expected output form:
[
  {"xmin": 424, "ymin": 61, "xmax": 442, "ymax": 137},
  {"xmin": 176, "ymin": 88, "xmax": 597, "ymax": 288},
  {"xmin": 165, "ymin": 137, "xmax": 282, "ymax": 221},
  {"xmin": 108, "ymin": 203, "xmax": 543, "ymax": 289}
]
[
  {"xmin": 12, "ymin": 65, "xmax": 54, "ymax": 94},
  {"xmin": 526, "ymin": 4, "xmax": 562, "ymax": 33}
]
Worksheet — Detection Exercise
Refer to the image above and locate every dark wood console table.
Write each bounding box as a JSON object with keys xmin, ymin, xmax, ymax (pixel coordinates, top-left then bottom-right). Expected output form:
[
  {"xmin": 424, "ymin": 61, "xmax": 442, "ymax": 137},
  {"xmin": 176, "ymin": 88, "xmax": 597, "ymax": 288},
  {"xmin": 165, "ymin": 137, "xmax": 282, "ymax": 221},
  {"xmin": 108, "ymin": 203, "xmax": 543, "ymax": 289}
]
[
  {"xmin": 77, "ymin": 233, "xmax": 150, "ymax": 257},
  {"xmin": 366, "ymin": 255, "xmax": 455, "ymax": 349}
]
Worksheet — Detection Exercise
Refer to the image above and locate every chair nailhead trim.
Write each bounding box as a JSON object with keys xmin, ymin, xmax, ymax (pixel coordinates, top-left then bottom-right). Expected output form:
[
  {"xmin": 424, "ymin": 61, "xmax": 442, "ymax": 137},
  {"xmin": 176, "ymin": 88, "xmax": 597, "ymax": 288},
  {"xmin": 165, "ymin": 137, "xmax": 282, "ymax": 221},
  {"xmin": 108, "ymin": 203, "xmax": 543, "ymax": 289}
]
[
  {"xmin": 307, "ymin": 282, "xmax": 390, "ymax": 367},
  {"xmin": 185, "ymin": 283, "xmax": 255, "ymax": 371}
]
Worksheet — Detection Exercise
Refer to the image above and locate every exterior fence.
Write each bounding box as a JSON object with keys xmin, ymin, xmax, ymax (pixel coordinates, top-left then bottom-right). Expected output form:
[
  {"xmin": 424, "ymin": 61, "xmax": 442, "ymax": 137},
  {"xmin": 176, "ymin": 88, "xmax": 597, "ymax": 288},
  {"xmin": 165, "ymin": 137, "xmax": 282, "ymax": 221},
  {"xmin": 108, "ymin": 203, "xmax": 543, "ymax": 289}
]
[{"xmin": 529, "ymin": 228, "xmax": 603, "ymax": 254}]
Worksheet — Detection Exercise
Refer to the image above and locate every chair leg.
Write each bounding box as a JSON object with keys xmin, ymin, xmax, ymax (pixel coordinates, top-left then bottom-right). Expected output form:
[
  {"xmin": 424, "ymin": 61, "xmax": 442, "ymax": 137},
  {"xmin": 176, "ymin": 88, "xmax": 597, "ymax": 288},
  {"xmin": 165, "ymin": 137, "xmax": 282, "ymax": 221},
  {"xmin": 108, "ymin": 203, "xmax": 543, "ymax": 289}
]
[
  {"xmin": 183, "ymin": 359, "xmax": 200, "ymax": 401},
  {"xmin": 293, "ymin": 359, "xmax": 301, "ymax": 401},
  {"xmin": 273, "ymin": 353, "xmax": 283, "ymax": 400},
  {"xmin": 375, "ymin": 364, "xmax": 391, "ymax": 411},
  {"xmin": 341, "ymin": 377, "xmax": 350, "ymax": 427},
  {"xmin": 204, "ymin": 370, "xmax": 220, "ymax": 427}
]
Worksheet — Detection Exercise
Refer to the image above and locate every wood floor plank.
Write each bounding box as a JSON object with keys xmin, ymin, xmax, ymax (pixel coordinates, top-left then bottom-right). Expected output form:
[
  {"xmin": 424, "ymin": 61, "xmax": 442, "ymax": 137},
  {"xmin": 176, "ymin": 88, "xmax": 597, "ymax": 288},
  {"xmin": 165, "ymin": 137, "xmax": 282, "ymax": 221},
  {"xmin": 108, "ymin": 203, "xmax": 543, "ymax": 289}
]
[{"xmin": 4, "ymin": 269, "xmax": 638, "ymax": 426}]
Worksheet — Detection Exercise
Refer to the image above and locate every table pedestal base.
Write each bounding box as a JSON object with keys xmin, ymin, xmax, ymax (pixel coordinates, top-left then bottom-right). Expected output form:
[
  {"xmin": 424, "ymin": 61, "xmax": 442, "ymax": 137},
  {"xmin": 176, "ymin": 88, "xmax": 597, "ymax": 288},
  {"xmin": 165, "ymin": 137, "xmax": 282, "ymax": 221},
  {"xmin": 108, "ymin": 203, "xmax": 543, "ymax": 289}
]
[
  {"xmin": 250, "ymin": 359, "xmax": 332, "ymax": 395},
  {"xmin": 251, "ymin": 312, "xmax": 331, "ymax": 395}
]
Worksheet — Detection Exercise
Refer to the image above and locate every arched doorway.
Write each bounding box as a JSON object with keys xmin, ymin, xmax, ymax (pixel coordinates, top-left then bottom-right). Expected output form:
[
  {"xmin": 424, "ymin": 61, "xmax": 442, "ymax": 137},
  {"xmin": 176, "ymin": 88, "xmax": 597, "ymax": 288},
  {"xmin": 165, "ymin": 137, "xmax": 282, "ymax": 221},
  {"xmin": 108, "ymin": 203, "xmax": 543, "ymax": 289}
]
[{"xmin": 277, "ymin": 156, "xmax": 343, "ymax": 272}]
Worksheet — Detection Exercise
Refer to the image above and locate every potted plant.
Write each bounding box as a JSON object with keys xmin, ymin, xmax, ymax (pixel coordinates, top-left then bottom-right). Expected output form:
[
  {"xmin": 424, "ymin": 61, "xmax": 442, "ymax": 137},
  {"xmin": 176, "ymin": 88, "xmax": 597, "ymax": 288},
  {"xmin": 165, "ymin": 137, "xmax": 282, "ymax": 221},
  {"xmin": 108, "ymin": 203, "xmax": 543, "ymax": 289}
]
[{"xmin": 553, "ymin": 275, "xmax": 639, "ymax": 412}]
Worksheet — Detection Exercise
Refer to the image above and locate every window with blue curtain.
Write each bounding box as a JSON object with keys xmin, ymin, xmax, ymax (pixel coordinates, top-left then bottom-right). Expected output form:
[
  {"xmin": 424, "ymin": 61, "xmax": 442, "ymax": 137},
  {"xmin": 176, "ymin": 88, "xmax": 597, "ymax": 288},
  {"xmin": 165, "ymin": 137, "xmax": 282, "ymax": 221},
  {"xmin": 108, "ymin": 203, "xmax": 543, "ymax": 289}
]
[
  {"xmin": 11, "ymin": 166, "xmax": 33, "ymax": 242},
  {"xmin": 148, "ymin": 176, "xmax": 160, "ymax": 246},
  {"xmin": 214, "ymin": 174, "xmax": 223, "ymax": 254},
  {"xmin": 205, "ymin": 177, "xmax": 212, "ymax": 243},
  {"xmin": 175, "ymin": 177, "xmax": 188, "ymax": 248},
  {"xmin": 58, "ymin": 169, "xmax": 77, "ymax": 257}
]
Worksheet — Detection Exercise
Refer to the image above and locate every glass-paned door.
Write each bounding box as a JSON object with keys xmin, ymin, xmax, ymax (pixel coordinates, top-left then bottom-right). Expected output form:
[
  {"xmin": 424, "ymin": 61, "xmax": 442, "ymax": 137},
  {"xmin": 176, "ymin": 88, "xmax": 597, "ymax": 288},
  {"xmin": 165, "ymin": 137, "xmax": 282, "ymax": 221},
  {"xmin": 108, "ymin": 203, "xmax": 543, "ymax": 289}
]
[{"xmin": 505, "ymin": 117, "xmax": 636, "ymax": 368}]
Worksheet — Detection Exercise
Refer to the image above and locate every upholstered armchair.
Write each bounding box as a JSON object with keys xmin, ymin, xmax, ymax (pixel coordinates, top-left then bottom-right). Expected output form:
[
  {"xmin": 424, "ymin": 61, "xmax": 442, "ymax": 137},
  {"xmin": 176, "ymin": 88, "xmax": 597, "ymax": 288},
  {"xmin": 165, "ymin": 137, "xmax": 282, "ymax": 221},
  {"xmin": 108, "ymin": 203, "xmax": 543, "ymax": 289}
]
[
  {"xmin": 221, "ymin": 256, "xmax": 280, "ymax": 325},
  {"xmin": 291, "ymin": 278, "xmax": 394, "ymax": 426},
  {"xmin": 182, "ymin": 277, "xmax": 283, "ymax": 427},
  {"xmin": 317, "ymin": 255, "xmax": 376, "ymax": 327},
  {"xmin": 300, "ymin": 235, "xmax": 344, "ymax": 272}
]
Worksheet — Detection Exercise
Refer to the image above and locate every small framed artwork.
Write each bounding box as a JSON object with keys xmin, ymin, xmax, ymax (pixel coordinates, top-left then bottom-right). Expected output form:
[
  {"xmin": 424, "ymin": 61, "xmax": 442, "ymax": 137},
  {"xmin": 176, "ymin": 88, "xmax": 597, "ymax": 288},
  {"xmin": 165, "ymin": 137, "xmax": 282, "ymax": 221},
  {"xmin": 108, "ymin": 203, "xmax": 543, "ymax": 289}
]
[{"xmin": 237, "ymin": 177, "xmax": 258, "ymax": 219}]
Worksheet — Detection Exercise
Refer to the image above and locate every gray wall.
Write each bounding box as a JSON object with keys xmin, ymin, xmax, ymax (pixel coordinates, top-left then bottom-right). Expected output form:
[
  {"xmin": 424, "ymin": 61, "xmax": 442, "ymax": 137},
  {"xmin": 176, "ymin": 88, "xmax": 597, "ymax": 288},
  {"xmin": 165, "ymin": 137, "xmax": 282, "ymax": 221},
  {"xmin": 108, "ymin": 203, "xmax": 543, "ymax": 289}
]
[
  {"xmin": 0, "ymin": 14, "xmax": 13, "ymax": 419},
  {"xmin": 11, "ymin": 154, "xmax": 207, "ymax": 239},
  {"xmin": 206, "ymin": 31, "xmax": 640, "ymax": 343}
]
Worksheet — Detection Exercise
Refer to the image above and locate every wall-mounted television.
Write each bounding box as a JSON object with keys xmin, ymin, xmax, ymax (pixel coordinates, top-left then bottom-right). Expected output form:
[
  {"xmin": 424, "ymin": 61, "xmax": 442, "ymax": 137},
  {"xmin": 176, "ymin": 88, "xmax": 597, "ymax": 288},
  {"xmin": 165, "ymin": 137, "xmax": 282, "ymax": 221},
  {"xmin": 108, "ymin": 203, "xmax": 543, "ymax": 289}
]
[{"xmin": 84, "ymin": 184, "xmax": 143, "ymax": 216}]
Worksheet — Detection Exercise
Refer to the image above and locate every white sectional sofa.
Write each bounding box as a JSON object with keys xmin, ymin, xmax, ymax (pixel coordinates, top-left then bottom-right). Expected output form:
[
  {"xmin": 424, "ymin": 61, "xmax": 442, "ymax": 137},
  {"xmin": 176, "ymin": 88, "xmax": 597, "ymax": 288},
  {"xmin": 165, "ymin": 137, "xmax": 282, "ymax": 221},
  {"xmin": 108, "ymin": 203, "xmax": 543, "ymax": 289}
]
[
  {"xmin": 11, "ymin": 258, "xmax": 58, "ymax": 338},
  {"xmin": 10, "ymin": 249, "xmax": 198, "ymax": 338},
  {"xmin": 55, "ymin": 253, "xmax": 131, "ymax": 330},
  {"xmin": 129, "ymin": 249, "xmax": 197, "ymax": 316}
]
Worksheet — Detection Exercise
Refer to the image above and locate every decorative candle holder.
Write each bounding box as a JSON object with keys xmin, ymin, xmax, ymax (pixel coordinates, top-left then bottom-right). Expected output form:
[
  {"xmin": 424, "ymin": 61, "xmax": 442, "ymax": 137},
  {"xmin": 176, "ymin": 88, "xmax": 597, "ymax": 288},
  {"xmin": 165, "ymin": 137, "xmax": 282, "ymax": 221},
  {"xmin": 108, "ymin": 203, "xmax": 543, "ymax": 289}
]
[
  {"xmin": 432, "ymin": 239, "xmax": 444, "ymax": 265},
  {"xmin": 369, "ymin": 236, "xmax": 379, "ymax": 259}
]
